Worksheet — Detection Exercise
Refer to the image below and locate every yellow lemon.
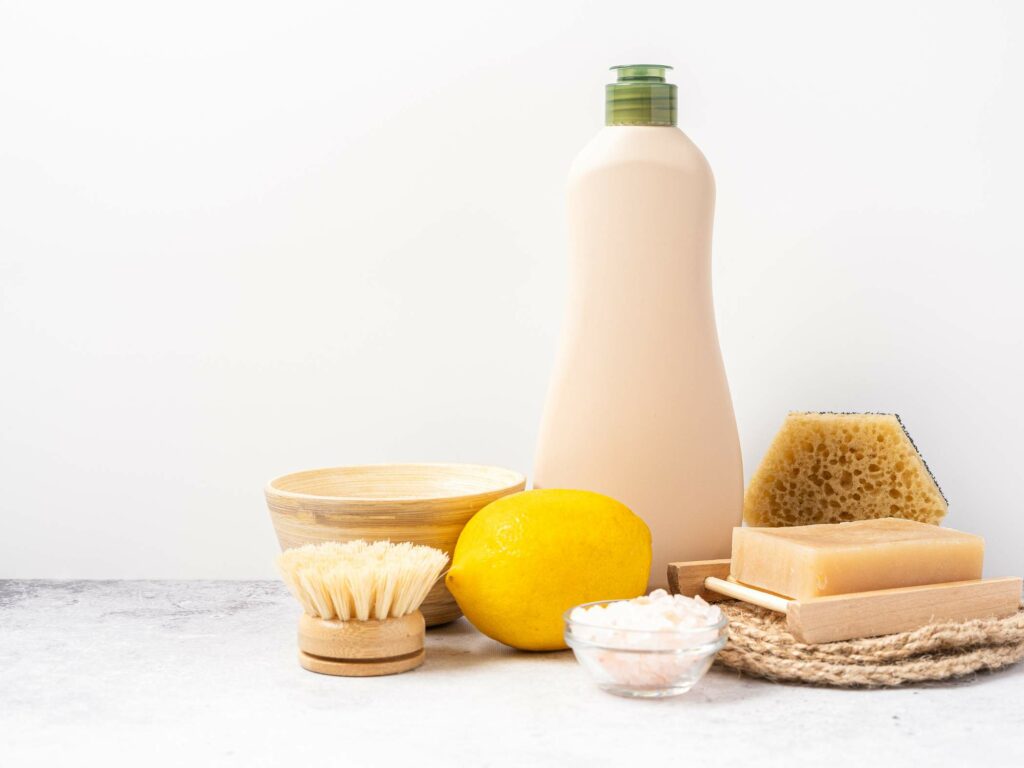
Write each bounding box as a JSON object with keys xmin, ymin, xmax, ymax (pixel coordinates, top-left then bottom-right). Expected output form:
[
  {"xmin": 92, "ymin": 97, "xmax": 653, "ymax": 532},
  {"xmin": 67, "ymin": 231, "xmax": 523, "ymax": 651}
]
[{"xmin": 445, "ymin": 488, "xmax": 651, "ymax": 651}]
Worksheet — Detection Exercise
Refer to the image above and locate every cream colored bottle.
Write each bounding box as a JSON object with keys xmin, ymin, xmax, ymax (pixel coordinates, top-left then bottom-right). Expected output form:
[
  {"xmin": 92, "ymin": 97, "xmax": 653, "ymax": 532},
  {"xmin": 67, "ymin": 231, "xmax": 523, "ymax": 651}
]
[{"xmin": 534, "ymin": 65, "xmax": 742, "ymax": 587}]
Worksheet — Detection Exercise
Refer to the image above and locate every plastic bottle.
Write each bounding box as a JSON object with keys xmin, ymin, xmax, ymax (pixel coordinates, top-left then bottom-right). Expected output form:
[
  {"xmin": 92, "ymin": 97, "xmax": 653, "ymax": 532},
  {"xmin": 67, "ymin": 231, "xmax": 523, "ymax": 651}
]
[{"xmin": 534, "ymin": 65, "xmax": 742, "ymax": 587}]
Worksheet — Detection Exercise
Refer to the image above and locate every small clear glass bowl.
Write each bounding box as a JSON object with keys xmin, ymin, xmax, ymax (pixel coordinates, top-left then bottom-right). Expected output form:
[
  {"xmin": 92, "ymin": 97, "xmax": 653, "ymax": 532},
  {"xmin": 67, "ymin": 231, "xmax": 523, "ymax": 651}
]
[{"xmin": 564, "ymin": 600, "xmax": 729, "ymax": 698}]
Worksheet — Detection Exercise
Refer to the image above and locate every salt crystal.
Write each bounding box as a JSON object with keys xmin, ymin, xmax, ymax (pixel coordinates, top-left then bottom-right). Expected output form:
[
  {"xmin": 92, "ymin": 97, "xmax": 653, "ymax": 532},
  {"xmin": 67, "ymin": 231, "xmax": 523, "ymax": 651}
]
[
  {"xmin": 567, "ymin": 591, "xmax": 725, "ymax": 688},
  {"xmin": 571, "ymin": 591, "xmax": 722, "ymax": 637}
]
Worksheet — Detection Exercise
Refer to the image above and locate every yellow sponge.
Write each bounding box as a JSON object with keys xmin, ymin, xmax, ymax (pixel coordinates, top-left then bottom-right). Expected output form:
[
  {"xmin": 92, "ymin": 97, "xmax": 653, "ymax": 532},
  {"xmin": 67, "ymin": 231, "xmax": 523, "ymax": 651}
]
[{"xmin": 744, "ymin": 412, "xmax": 947, "ymax": 527}]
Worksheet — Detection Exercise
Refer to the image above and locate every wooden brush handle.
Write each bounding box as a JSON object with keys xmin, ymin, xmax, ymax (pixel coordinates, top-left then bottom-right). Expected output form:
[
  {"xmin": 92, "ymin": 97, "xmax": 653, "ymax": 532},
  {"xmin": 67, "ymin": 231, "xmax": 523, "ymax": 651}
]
[{"xmin": 297, "ymin": 611, "xmax": 425, "ymax": 677}]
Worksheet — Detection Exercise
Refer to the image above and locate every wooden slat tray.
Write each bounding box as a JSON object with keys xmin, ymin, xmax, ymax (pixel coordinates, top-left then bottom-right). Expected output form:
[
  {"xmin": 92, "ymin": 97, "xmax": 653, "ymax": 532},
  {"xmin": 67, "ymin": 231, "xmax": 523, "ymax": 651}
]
[{"xmin": 668, "ymin": 558, "xmax": 1022, "ymax": 643}]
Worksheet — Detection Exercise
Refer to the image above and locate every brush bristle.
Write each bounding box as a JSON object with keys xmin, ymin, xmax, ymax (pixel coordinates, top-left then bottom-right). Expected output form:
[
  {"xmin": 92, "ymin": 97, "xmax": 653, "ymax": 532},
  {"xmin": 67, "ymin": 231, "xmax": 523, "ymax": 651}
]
[{"xmin": 275, "ymin": 540, "xmax": 449, "ymax": 621}]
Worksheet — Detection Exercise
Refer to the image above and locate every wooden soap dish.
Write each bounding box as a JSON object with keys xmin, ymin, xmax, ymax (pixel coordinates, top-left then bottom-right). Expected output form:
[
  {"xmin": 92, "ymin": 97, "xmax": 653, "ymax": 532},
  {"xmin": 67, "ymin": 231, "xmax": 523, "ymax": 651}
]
[{"xmin": 668, "ymin": 559, "xmax": 1023, "ymax": 644}]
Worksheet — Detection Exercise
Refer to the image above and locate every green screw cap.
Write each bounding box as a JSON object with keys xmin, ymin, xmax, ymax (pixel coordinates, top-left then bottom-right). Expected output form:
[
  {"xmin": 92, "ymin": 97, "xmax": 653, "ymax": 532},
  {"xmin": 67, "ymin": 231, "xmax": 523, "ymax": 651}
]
[{"xmin": 605, "ymin": 64, "xmax": 677, "ymax": 126}]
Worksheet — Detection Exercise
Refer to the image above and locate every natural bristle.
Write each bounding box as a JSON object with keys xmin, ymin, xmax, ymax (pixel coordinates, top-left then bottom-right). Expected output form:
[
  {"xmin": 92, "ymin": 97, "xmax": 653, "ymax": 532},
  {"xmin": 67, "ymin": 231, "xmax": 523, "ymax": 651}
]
[{"xmin": 276, "ymin": 540, "xmax": 448, "ymax": 621}]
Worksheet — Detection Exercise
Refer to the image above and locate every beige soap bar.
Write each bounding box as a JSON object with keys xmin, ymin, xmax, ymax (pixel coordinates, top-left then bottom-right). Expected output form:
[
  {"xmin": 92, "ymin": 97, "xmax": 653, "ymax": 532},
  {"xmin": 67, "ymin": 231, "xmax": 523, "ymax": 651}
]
[{"xmin": 731, "ymin": 518, "xmax": 983, "ymax": 599}]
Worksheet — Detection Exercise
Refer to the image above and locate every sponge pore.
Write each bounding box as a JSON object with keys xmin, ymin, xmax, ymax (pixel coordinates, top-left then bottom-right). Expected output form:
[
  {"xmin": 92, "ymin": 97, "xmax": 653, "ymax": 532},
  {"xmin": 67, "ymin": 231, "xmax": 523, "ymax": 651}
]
[{"xmin": 743, "ymin": 412, "xmax": 947, "ymax": 527}]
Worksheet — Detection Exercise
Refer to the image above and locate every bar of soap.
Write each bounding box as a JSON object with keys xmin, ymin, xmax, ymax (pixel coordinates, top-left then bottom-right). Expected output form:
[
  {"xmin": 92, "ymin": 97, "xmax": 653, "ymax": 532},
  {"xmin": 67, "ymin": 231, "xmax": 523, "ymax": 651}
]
[
  {"xmin": 731, "ymin": 518, "xmax": 983, "ymax": 599},
  {"xmin": 744, "ymin": 412, "xmax": 947, "ymax": 528}
]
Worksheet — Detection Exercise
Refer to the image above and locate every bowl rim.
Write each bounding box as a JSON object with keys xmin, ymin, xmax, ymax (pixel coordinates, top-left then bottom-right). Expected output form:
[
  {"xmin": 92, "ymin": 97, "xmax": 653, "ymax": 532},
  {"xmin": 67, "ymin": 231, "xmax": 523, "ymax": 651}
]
[
  {"xmin": 565, "ymin": 635, "xmax": 728, "ymax": 656},
  {"xmin": 563, "ymin": 598, "xmax": 730, "ymax": 636},
  {"xmin": 265, "ymin": 462, "xmax": 527, "ymax": 503}
]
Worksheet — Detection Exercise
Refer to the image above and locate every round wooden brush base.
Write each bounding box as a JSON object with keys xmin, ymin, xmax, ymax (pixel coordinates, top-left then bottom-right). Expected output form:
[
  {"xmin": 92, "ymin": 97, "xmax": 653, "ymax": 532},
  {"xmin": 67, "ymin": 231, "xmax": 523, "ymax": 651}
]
[
  {"xmin": 296, "ymin": 611, "xmax": 426, "ymax": 677},
  {"xmin": 298, "ymin": 648, "xmax": 425, "ymax": 677}
]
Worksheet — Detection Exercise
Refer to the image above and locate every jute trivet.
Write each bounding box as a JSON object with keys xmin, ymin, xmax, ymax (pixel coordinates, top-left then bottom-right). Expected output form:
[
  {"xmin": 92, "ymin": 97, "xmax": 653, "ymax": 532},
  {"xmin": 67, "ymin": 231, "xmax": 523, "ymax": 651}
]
[{"xmin": 715, "ymin": 600, "xmax": 1024, "ymax": 688}]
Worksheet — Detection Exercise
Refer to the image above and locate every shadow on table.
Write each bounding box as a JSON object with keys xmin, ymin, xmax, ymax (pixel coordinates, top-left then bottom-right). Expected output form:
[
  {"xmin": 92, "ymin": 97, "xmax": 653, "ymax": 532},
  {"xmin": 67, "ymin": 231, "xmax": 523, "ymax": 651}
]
[
  {"xmin": 421, "ymin": 617, "xmax": 574, "ymax": 673},
  {"xmin": 422, "ymin": 619, "xmax": 778, "ymax": 705}
]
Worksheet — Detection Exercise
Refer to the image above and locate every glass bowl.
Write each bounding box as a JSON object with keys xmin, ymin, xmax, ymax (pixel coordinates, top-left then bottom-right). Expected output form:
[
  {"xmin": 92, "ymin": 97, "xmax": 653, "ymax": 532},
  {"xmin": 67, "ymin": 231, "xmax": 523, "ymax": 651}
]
[{"xmin": 564, "ymin": 600, "xmax": 729, "ymax": 698}]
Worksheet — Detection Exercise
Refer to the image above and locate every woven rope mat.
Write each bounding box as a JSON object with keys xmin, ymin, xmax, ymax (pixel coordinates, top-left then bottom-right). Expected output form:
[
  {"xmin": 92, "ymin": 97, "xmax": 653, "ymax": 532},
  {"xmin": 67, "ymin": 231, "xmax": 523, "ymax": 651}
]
[{"xmin": 715, "ymin": 600, "xmax": 1024, "ymax": 688}]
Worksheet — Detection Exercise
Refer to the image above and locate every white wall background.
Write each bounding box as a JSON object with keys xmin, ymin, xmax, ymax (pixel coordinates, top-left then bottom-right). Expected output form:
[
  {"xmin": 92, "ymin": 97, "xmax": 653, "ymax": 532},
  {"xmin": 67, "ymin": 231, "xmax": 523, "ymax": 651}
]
[{"xmin": 2, "ymin": 1, "xmax": 1022, "ymax": 579}]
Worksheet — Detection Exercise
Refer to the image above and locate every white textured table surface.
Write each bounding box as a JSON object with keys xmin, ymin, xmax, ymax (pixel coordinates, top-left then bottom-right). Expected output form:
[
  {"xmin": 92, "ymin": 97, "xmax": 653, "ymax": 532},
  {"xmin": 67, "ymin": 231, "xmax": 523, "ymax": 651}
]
[{"xmin": 2, "ymin": 581, "xmax": 1021, "ymax": 767}]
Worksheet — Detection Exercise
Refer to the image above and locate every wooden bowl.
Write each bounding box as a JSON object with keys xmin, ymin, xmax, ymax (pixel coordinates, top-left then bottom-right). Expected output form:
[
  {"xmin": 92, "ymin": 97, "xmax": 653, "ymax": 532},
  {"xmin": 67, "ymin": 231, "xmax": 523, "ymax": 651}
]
[{"xmin": 265, "ymin": 463, "xmax": 526, "ymax": 626}]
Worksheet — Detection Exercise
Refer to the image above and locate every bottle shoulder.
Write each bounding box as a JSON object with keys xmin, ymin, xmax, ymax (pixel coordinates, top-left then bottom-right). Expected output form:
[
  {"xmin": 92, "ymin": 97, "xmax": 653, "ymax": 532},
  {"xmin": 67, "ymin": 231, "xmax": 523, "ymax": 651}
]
[{"xmin": 569, "ymin": 126, "xmax": 713, "ymax": 184}]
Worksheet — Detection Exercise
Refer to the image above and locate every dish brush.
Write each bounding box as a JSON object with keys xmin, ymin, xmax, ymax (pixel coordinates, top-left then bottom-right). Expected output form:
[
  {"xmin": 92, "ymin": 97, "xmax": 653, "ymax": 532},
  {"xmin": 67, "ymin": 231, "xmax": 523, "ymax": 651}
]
[{"xmin": 276, "ymin": 540, "xmax": 448, "ymax": 677}]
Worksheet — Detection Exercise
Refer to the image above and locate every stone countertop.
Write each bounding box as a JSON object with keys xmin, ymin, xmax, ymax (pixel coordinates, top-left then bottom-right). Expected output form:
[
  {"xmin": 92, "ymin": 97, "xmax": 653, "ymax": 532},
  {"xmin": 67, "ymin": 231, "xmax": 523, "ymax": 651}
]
[{"xmin": 1, "ymin": 581, "xmax": 1021, "ymax": 767}]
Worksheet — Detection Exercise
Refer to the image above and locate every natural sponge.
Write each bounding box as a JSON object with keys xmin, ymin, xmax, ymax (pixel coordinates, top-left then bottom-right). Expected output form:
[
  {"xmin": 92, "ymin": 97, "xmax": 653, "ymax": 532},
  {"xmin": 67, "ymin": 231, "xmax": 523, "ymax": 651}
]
[{"xmin": 744, "ymin": 413, "xmax": 947, "ymax": 528}]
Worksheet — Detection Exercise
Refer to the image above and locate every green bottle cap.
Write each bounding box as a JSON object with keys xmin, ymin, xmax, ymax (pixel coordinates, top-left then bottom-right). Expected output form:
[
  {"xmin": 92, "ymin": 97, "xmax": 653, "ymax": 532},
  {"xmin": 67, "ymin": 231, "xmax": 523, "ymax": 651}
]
[{"xmin": 605, "ymin": 64, "xmax": 677, "ymax": 126}]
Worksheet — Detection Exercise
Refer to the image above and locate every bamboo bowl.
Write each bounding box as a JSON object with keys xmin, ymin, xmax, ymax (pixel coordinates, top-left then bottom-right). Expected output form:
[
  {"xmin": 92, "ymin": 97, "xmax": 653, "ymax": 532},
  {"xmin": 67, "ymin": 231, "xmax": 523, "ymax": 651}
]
[{"xmin": 265, "ymin": 463, "xmax": 526, "ymax": 626}]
